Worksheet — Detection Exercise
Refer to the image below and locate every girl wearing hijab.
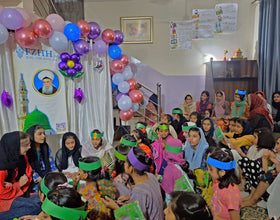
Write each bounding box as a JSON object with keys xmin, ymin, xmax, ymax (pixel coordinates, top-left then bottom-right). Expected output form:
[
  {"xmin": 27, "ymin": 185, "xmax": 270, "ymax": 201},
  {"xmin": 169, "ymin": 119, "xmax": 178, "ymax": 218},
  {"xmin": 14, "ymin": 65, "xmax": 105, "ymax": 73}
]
[
  {"xmin": 26, "ymin": 125, "xmax": 57, "ymax": 191},
  {"xmin": 212, "ymin": 91, "xmax": 230, "ymax": 120},
  {"xmin": 230, "ymin": 90, "xmax": 249, "ymax": 118},
  {"xmin": 196, "ymin": 91, "xmax": 212, "ymax": 114},
  {"xmin": 271, "ymin": 91, "xmax": 280, "ymax": 132},
  {"xmin": 247, "ymin": 93, "xmax": 273, "ymax": 131},
  {"xmin": 0, "ymin": 132, "xmax": 41, "ymax": 218},
  {"xmin": 55, "ymin": 132, "xmax": 82, "ymax": 174},
  {"xmin": 181, "ymin": 93, "xmax": 196, "ymax": 120},
  {"xmin": 185, "ymin": 127, "xmax": 209, "ymax": 170}
]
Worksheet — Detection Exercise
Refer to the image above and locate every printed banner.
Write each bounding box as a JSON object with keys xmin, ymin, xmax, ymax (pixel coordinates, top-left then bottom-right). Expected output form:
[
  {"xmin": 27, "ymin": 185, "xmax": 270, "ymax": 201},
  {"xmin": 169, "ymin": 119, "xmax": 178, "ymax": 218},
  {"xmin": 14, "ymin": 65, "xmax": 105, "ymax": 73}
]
[
  {"xmin": 13, "ymin": 44, "xmax": 68, "ymax": 134},
  {"xmin": 215, "ymin": 3, "xmax": 238, "ymax": 34},
  {"xmin": 170, "ymin": 20, "xmax": 193, "ymax": 50},
  {"xmin": 192, "ymin": 9, "xmax": 216, "ymax": 39}
]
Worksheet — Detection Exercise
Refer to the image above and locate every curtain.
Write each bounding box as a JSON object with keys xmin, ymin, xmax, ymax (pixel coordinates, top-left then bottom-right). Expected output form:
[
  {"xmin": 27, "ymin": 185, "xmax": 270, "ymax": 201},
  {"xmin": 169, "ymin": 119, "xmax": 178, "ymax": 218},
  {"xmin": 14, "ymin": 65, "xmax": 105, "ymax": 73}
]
[
  {"xmin": 0, "ymin": 39, "xmax": 114, "ymax": 145},
  {"xmin": 0, "ymin": 36, "xmax": 18, "ymax": 137},
  {"xmin": 258, "ymin": 0, "xmax": 280, "ymax": 103}
]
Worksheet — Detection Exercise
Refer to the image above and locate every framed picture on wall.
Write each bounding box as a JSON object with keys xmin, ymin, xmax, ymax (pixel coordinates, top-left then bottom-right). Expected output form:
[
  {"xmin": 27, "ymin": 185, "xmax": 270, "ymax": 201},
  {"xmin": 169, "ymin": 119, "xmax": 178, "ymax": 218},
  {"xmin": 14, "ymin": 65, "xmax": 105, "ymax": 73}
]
[{"xmin": 120, "ymin": 16, "xmax": 153, "ymax": 44}]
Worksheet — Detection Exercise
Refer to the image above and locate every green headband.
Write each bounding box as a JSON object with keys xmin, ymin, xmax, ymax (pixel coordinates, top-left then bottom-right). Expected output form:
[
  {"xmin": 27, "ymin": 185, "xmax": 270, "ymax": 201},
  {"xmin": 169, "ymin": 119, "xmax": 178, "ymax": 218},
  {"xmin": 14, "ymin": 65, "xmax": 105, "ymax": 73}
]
[
  {"xmin": 91, "ymin": 132, "xmax": 104, "ymax": 139},
  {"xmin": 182, "ymin": 124, "xmax": 197, "ymax": 131},
  {"xmin": 120, "ymin": 137, "xmax": 137, "ymax": 147},
  {"xmin": 40, "ymin": 177, "xmax": 49, "ymax": 195},
  {"xmin": 158, "ymin": 124, "xmax": 169, "ymax": 130},
  {"xmin": 135, "ymin": 123, "xmax": 146, "ymax": 130},
  {"xmin": 172, "ymin": 109, "xmax": 183, "ymax": 114},
  {"xmin": 114, "ymin": 150, "xmax": 127, "ymax": 161},
  {"xmin": 165, "ymin": 144, "xmax": 182, "ymax": 153},
  {"xmin": 79, "ymin": 158, "xmax": 101, "ymax": 171},
  {"xmin": 41, "ymin": 197, "xmax": 88, "ymax": 220}
]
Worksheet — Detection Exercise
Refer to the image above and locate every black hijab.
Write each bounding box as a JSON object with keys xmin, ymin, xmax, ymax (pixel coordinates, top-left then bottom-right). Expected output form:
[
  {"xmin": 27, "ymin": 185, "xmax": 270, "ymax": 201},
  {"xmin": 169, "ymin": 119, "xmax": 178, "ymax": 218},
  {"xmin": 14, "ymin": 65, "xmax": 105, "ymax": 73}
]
[
  {"xmin": 272, "ymin": 91, "xmax": 280, "ymax": 122},
  {"xmin": 26, "ymin": 125, "xmax": 51, "ymax": 177},
  {"xmin": 0, "ymin": 131, "xmax": 27, "ymax": 182},
  {"xmin": 60, "ymin": 132, "xmax": 81, "ymax": 170}
]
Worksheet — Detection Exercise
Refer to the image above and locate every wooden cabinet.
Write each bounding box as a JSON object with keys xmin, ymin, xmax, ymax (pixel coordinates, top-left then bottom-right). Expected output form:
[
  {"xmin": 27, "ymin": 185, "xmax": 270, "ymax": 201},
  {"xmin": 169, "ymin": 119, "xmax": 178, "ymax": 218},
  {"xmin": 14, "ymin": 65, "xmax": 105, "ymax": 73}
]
[{"xmin": 205, "ymin": 60, "xmax": 258, "ymax": 102}]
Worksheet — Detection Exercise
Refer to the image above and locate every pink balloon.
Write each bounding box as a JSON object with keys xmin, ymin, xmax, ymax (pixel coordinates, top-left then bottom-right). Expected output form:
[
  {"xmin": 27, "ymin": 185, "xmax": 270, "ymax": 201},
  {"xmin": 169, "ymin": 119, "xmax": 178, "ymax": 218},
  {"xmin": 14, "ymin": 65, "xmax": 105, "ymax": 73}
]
[
  {"xmin": 127, "ymin": 78, "xmax": 138, "ymax": 91},
  {"xmin": 46, "ymin": 14, "xmax": 65, "ymax": 32},
  {"xmin": 119, "ymin": 109, "xmax": 133, "ymax": 121},
  {"xmin": 110, "ymin": 70, "xmax": 116, "ymax": 76},
  {"xmin": 110, "ymin": 60, "xmax": 124, "ymax": 73},
  {"xmin": 15, "ymin": 8, "xmax": 31, "ymax": 28},
  {"xmin": 102, "ymin": 29, "xmax": 116, "ymax": 43},
  {"xmin": 15, "ymin": 27, "xmax": 37, "ymax": 48},
  {"xmin": 76, "ymin": 20, "xmax": 90, "ymax": 38},
  {"xmin": 129, "ymin": 90, "xmax": 143, "ymax": 103},
  {"xmin": 119, "ymin": 54, "xmax": 130, "ymax": 67},
  {"xmin": 32, "ymin": 19, "xmax": 53, "ymax": 39}
]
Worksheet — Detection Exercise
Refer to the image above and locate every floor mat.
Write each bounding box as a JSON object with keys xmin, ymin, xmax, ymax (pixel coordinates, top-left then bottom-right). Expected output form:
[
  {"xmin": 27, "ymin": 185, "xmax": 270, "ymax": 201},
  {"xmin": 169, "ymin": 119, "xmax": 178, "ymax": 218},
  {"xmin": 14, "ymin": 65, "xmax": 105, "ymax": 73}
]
[{"xmin": 241, "ymin": 206, "xmax": 268, "ymax": 220}]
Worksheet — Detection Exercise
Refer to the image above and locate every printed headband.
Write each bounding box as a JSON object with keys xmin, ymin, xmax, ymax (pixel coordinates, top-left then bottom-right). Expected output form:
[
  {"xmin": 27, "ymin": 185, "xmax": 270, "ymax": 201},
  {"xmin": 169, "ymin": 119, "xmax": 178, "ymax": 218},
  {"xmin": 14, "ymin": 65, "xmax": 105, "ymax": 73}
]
[
  {"xmin": 182, "ymin": 124, "xmax": 197, "ymax": 131},
  {"xmin": 41, "ymin": 197, "xmax": 88, "ymax": 220},
  {"xmin": 207, "ymin": 156, "xmax": 236, "ymax": 170},
  {"xmin": 158, "ymin": 124, "xmax": 169, "ymax": 130},
  {"xmin": 135, "ymin": 123, "xmax": 146, "ymax": 130},
  {"xmin": 114, "ymin": 149, "xmax": 127, "ymax": 161},
  {"xmin": 120, "ymin": 137, "xmax": 137, "ymax": 147},
  {"xmin": 91, "ymin": 132, "xmax": 104, "ymax": 139},
  {"xmin": 127, "ymin": 148, "xmax": 149, "ymax": 171},
  {"xmin": 79, "ymin": 158, "xmax": 101, "ymax": 171},
  {"xmin": 235, "ymin": 90, "xmax": 246, "ymax": 96},
  {"xmin": 40, "ymin": 177, "xmax": 49, "ymax": 195},
  {"xmin": 165, "ymin": 144, "xmax": 182, "ymax": 153},
  {"xmin": 172, "ymin": 109, "xmax": 183, "ymax": 114}
]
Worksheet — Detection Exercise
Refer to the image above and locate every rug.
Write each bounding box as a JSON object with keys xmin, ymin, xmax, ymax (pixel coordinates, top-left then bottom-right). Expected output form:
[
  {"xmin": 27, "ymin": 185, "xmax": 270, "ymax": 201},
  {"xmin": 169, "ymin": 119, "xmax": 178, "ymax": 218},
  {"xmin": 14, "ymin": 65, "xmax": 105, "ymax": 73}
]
[{"xmin": 241, "ymin": 206, "xmax": 268, "ymax": 220}]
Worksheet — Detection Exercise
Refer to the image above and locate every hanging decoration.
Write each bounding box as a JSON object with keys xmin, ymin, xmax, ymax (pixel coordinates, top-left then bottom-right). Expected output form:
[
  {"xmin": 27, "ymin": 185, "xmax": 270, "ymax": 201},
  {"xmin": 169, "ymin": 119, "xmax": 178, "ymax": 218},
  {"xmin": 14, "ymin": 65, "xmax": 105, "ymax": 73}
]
[
  {"xmin": 0, "ymin": 5, "xmax": 142, "ymax": 121},
  {"xmin": 74, "ymin": 88, "xmax": 84, "ymax": 103},
  {"xmin": 1, "ymin": 90, "xmax": 13, "ymax": 108},
  {"xmin": 58, "ymin": 53, "xmax": 84, "ymax": 80}
]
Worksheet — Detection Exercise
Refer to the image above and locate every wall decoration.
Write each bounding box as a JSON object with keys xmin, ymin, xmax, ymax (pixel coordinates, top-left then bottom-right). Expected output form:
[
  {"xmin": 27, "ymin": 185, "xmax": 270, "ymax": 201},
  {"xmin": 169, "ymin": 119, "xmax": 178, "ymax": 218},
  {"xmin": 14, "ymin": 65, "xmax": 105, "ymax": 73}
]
[{"xmin": 121, "ymin": 16, "xmax": 153, "ymax": 44}]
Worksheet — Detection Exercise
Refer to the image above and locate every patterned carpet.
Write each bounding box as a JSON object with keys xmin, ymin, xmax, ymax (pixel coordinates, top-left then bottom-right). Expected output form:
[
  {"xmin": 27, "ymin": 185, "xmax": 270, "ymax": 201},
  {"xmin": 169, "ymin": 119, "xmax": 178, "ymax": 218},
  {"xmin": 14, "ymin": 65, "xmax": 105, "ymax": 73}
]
[{"xmin": 241, "ymin": 206, "xmax": 268, "ymax": 220}]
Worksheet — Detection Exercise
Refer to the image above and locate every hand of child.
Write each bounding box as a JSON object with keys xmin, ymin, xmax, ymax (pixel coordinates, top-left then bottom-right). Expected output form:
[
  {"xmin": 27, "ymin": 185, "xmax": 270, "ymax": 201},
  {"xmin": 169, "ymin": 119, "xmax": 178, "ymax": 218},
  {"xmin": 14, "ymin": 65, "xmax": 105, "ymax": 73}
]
[
  {"xmin": 102, "ymin": 196, "xmax": 120, "ymax": 210},
  {"xmin": 19, "ymin": 215, "xmax": 38, "ymax": 220},
  {"xmin": 4, "ymin": 182, "xmax": 12, "ymax": 187},
  {"xmin": 117, "ymin": 195, "xmax": 130, "ymax": 204},
  {"xmin": 19, "ymin": 174, "xmax": 29, "ymax": 187}
]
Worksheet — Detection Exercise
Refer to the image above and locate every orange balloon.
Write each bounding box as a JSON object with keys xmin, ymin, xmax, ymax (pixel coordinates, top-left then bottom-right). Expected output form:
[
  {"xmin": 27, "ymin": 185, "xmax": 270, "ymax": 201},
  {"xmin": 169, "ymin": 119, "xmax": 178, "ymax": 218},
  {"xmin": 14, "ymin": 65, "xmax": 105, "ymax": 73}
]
[
  {"xmin": 76, "ymin": 20, "xmax": 90, "ymax": 38},
  {"xmin": 15, "ymin": 27, "xmax": 37, "ymax": 48},
  {"xmin": 32, "ymin": 19, "xmax": 53, "ymax": 39},
  {"xmin": 129, "ymin": 90, "xmax": 143, "ymax": 103},
  {"xmin": 110, "ymin": 60, "xmax": 124, "ymax": 73},
  {"xmin": 119, "ymin": 109, "xmax": 133, "ymax": 121},
  {"xmin": 102, "ymin": 29, "xmax": 116, "ymax": 43},
  {"xmin": 127, "ymin": 78, "xmax": 138, "ymax": 91},
  {"xmin": 119, "ymin": 54, "xmax": 130, "ymax": 67}
]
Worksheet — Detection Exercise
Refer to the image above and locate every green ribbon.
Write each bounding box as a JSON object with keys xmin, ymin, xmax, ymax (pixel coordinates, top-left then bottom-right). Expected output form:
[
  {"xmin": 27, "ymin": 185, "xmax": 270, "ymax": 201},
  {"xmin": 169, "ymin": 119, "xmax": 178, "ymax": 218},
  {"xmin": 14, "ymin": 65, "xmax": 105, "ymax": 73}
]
[
  {"xmin": 91, "ymin": 132, "xmax": 104, "ymax": 139},
  {"xmin": 40, "ymin": 177, "xmax": 49, "ymax": 195},
  {"xmin": 114, "ymin": 150, "xmax": 127, "ymax": 161},
  {"xmin": 79, "ymin": 158, "xmax": 101, "ymax": 171},
  {"xmin": 120, "ymin": 137, "xmax": 137, "ymax": 147},
  {"xmin": 182, "ymin": 124, "xmax": 197, "ymax": 131},
  {"xmin": 172, "ymin": 109, "xmax": 183, "ymax": 114},
  {"xmin": 158, "ymin": 124, "xmax": 169, "ymax": 130},
  {"xmin": 41, "ymin": 197, "xmax": 88, "ymax": 220},
  {"xmin": 165, "ymin": 144, "xmax": 182, "ymax": 153},
  {"xmin": 135, "ymin": 123, "xmax": 146, "ymax": 129}
]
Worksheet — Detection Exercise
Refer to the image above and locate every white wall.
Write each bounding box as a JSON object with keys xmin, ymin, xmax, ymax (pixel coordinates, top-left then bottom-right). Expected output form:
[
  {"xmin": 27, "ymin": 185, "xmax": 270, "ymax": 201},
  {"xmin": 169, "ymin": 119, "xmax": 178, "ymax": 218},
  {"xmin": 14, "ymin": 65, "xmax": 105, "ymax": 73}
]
[{"xmin": 84, "ymin": 0, "xmax": 258, "ymax": 76}]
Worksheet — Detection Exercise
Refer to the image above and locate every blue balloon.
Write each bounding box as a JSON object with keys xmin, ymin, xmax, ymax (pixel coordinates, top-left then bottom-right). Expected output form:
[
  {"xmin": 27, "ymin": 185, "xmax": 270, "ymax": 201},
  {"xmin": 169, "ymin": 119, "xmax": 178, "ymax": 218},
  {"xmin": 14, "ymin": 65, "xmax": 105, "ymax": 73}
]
[
  {"xmin": 108, "ymin": 45, "xmax": 122, "ymax": 59},
  {"xmin": 118, "ymin": 81, "xmax": 130, "ymax": 93},
  {"xmin": 111, "ymin": 80, "xmax": 117, "ymax": 91},
  {"xmin": 118, "ymin": 95, "xmax": 132, "ymax": 111},
  {"xmin": 64, "ymin": 23, "xmax": 81, "ymax": 41}
]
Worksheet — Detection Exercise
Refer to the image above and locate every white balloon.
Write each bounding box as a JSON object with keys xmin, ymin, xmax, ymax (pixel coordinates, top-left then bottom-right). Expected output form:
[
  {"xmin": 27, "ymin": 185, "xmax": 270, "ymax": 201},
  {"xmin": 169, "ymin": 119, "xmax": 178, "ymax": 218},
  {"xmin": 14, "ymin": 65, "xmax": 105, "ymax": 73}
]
[
  {"xmin": 131, "ymin": 103, "xmax": 139, "ymax": 112},
  {"xmin": 112, "ymin": 73, "xmax": 124, "ymax": 85},
  {"xmin": 122, "ymin": 66, "xmax": 133, "ymax": 80},
  {"xmin": 0, "ymin": 24, "xmax": 8, "ymax": 45},
  {"xmin": 49, "ymin": 31, "xmax": 69, "ymax": 52}
]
